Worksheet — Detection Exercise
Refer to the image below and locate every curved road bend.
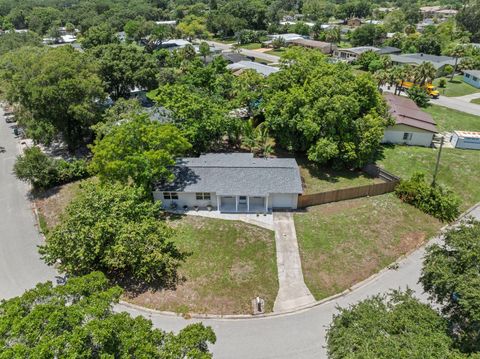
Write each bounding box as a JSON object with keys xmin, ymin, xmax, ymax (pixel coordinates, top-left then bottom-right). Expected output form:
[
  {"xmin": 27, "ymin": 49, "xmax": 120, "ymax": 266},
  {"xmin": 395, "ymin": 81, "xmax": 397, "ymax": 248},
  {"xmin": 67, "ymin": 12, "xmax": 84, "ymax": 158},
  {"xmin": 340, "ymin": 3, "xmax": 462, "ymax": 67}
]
[
  {"xmin": 2, "ymin": 107, "xmax": 480, "ymax": 358},
  {"xmin": 0, "ymin": 110, "xmax": 56, "ymax": 300}
]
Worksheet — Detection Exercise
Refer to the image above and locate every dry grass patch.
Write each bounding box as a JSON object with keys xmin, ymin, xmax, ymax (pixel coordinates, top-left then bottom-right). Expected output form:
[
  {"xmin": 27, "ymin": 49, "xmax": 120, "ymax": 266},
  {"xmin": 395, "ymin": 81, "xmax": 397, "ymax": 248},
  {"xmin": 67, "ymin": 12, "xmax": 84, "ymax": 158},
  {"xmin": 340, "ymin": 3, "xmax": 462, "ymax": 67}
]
[
  {"xmin": 294, "ymin": 194, "xmax": 441, "ymax": 300},
  {"xmin": 34, "ymin": 181, "xmax": 83, "ymax": 230},
  {"xmin": 125, "ymin": 216, "xmax": 278, "ymax": 315}
]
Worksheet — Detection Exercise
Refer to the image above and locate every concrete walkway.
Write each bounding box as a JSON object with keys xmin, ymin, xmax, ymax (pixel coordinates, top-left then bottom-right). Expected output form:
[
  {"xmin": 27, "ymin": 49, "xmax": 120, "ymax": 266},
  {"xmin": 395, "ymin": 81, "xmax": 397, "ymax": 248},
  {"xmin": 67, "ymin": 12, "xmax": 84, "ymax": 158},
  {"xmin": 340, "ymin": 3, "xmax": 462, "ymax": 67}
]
[
  {"xmin": 272, "ymin": 212, "xmax": 315, "ymax": 312},
  {"xmin": 453, "ymin": 92, "xmax": 480, "ymax": 102}
]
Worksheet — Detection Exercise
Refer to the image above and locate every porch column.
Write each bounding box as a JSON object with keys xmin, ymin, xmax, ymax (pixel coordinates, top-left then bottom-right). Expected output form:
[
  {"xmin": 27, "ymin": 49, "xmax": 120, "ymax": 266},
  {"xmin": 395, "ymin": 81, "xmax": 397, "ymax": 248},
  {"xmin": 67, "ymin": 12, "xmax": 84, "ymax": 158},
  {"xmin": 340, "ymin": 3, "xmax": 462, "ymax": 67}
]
[
  {"xmin": 247, "ymin": 196, "xmax": 250, "ymax": 212},
  {"xmin": 235, "ymin": 196, "xmax": 238, "ymax": 212},
  {"xmin": 216, "ymin": 195, "xmax": 221, "ymax": 211},
  {"xmin": 265, "ymin": 195, "xmax": 268, "ymax": 213}
]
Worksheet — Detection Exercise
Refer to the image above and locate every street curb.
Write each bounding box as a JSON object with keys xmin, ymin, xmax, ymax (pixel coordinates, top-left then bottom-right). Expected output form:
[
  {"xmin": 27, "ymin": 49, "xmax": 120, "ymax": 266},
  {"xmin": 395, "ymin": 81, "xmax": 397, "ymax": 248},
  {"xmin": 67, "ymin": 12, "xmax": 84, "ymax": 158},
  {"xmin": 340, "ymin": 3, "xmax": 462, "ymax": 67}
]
[{"xmin": 120, "ymin": 202, "xmax": 480, "ymax": 321}]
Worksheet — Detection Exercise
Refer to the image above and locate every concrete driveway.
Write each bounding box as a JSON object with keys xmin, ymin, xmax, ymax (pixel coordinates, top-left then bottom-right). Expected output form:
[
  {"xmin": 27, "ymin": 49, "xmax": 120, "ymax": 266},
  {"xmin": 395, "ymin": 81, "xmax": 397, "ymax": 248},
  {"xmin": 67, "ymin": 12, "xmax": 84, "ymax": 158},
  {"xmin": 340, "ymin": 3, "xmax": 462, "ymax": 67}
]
[{"xmin": 0, "ymin": 110, "xmax": 56, "ymax": 300}]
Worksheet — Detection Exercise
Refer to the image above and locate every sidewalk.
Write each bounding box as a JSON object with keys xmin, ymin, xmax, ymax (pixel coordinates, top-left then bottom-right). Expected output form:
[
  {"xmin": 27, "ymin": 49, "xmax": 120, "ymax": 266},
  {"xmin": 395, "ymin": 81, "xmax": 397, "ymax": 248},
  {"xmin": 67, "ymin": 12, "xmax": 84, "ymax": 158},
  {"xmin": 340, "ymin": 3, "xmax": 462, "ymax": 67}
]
[{"xmin": 272, "ymin": 212, "xmax": 315, "ymax": 312}]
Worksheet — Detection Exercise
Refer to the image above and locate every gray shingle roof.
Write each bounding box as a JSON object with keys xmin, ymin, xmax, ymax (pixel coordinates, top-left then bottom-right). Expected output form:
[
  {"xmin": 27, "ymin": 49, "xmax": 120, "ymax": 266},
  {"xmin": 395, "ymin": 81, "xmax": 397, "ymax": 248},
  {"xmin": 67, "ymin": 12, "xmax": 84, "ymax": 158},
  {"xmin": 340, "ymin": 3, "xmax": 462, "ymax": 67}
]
[
  {"xmin": 227, "ymin": 61, "xmax": 280, "ymax": 76},
  {"xmin": 464, "ymin": 69, "xmax": 480, "ymax": 77},
  {"xmin": 390, "ymin": 53, "xmax": 456, "ymax": 69},
  {"xmin": 155, "ymin": 153, "xmax": 303, "ymax": 196}
]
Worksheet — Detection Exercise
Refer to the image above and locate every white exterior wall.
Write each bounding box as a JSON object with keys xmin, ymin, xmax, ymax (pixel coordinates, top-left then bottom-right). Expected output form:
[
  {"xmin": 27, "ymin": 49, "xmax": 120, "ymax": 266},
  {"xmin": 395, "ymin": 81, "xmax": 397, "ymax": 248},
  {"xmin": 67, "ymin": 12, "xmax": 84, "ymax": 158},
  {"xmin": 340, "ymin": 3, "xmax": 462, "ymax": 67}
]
[
  {"xmin": 270, "ymin": 193, "xmax": 298, "ymax": 209},
  {"xmin": 382, "ymin": 124, "xmax": 434, "ymax": 147},
  {"xmin": 153, "ymin": 191, "xmax": 218, "ymax": 210}
]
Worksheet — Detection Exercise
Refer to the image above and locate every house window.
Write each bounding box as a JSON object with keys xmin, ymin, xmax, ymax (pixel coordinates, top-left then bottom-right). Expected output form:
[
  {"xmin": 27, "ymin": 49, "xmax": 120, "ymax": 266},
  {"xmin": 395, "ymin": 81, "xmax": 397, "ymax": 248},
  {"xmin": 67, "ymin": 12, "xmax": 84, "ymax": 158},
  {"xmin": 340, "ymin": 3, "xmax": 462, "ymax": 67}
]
[
  {"xmin": 466, "ymin": 73, "xmax": 471, "ymax": 78},
  {"xmin": 163, "ymin": 192, "xmax": 178, "ymax": 200},
  {"xmin": 196, "ymin": 192, "xmax": 211, "ymax": 200},
  {"xmin": 403, "ymin": 132, "xmax": 413, "ymax": 141},
  {"xmin": 473, "ymin": 76, "xmax": 478, "ymax": 81}
]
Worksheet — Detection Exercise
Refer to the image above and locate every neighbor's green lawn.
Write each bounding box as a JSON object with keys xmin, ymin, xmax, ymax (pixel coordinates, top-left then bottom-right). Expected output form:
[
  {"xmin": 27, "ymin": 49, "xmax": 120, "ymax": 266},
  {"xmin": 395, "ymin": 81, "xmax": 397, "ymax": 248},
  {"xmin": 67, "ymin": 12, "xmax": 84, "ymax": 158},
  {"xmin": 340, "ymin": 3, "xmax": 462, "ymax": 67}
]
[
  {"xmin": 127, "ymin": 216, "xmax": 278, "ymax": 315},
  {"xmin": 434, "ymin": 75, "xmax": 480, "ymax": 97},
  {"xmin": 295, "ymin": 194, "xmax": 441, "ymax": 300},
  {"xmin": 240, "ymin": 43, "xmax": 263, "ymax": 50},
  {"xmin": 378, "ymin": 145, "xmax": 480, "ymax": 210},
  {"xmin": 297, "ymin": 157, "xmax": 382, "ymax": 194},
  {"xmin": 424, "ymin": 104, "xmax": 480, "ymax": 132}
]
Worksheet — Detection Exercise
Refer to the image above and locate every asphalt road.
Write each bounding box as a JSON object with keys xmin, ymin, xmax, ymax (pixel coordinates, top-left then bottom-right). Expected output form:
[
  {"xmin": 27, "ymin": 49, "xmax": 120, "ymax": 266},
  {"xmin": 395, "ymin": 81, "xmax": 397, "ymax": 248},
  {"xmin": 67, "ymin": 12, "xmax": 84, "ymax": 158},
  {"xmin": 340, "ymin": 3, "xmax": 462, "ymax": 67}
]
[
  {"xmin": 0, "ymin": 110, "xmax": 56, "ymax": 300},
  {"xmin": 2, "ymin": 104, "xmax": 479, "ymax": 358}
]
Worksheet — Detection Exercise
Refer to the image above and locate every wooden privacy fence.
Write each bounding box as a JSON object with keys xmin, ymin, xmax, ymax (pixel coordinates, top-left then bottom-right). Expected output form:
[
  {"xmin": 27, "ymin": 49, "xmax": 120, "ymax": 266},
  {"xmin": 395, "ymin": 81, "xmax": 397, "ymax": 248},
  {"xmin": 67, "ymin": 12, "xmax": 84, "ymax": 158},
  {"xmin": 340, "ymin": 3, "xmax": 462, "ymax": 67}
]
[{"xmin": 297, "ymin": 165, "xmax": 400, "ymax": 208}]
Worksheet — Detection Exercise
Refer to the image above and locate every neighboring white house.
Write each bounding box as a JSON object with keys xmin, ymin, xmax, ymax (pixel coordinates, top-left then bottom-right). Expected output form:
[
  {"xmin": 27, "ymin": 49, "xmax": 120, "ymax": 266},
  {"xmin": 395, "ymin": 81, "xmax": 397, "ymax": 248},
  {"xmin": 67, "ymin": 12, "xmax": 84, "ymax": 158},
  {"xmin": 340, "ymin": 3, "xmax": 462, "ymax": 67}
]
[
  {"xmin": 450, "ymin": 131, "xmax": 480, "ymax": 150},
  {"xmin": 153, "ymin": 153, "xmax": 303, "ymax": 213},
  {"xmin": 382, "ymin": 93, "xmax": 438, "ymax": 147}
]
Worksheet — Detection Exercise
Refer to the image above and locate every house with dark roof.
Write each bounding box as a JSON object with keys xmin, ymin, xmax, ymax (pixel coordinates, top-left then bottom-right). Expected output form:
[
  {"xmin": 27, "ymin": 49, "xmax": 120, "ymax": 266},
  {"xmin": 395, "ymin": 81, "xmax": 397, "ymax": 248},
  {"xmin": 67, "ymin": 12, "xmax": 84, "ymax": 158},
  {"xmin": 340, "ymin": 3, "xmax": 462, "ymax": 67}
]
[
  {"xmin": 390, "ymin": 53, "xmax": 457, "ymax": 77},
  {"xmin": 382, "ymin": 93, "xmax": 438, "ymax": 147},
  {"xmin": 153, "ymin": 153, "xmax": 303, "ymax": 212}
]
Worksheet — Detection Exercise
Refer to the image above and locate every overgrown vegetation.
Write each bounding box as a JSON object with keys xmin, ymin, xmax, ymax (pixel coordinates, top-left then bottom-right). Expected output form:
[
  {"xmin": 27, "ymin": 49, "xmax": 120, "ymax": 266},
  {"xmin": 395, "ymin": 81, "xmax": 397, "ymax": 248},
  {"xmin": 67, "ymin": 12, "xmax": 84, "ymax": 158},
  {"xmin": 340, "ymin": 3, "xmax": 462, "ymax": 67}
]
[
  {"xmin": 14, "ymin": 146, "xmax": 88, "ymax": 189},
  {"xmin": 395, "ymin": 172, "xmax": 460, "ymax": 222}
]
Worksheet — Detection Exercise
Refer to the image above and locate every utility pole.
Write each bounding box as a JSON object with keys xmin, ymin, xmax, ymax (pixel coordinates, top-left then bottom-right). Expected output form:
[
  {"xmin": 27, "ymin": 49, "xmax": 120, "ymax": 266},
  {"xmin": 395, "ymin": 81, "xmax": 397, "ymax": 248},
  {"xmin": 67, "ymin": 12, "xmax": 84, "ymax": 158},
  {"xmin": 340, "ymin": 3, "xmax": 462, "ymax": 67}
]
[{"xmin": 432, "ymin": 135, "xmax": 444, "ymax": 187}]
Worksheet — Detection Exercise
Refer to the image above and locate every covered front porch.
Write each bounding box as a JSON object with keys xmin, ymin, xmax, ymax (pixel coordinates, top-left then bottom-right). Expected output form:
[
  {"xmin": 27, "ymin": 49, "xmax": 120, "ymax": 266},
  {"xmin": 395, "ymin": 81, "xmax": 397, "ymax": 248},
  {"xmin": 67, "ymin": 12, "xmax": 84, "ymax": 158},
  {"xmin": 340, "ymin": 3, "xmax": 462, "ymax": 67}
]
[{"xmin": 217, "ymin": 195, "xmax": 269, "ymax": 213}]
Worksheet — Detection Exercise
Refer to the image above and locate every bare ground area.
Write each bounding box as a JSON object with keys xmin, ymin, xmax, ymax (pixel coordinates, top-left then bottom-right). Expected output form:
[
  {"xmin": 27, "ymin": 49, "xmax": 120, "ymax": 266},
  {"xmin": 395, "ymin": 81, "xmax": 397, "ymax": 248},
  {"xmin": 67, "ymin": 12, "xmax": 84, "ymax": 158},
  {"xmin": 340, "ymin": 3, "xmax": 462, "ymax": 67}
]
[
  {"xmin": 124, "ymin": 216, "xmax": 279, "ymax": 315},
  {"xmin": 294, "ymin": 194, "xmax": 441, "ymax": 300}
]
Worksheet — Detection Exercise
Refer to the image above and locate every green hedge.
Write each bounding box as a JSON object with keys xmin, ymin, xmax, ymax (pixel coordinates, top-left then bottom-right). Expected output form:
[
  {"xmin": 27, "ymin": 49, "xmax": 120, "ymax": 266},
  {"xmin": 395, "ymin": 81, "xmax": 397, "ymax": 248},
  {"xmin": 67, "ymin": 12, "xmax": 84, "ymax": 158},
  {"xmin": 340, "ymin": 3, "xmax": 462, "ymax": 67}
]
[{"xmin": 395, "ymin": 172, "xmax": 460, "ymax": 222}]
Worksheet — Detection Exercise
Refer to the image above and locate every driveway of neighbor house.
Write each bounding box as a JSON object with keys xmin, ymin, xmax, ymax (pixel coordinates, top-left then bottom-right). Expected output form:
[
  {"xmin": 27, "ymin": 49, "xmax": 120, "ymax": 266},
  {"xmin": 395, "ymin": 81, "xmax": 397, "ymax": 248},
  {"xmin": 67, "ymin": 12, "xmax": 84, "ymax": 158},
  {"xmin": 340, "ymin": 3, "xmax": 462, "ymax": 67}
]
[{"xmin": 272, "ymin": 212, "xmax": 315, "ymax": 312}]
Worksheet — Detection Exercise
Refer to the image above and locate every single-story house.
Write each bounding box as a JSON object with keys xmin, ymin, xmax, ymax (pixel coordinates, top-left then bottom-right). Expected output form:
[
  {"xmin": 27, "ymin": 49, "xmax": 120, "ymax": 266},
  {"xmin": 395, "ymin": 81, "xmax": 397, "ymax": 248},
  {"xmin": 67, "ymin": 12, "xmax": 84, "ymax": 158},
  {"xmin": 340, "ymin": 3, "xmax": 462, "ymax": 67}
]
[
  {"xmin": 333, "ymin": 46, "xmax": 399, "ymax": 61},
  {"xmin": 390, "ymin": 53, "xmax": 457, "ymax": 77},
  {"xmin": 266, "ymin": 33, "xmax": 304, "ymax": 45},
  {"xmin": 159, "ymin": 39, "xmax": 191, "ymax": 50},
  {"xmin": 226, "ymin": 61, "xmax": 279, "ymax": 76},
  {"xmin": 154, "ymin": 153, "xmax": 303, "ymax": 212},
  {"xmin": 463, "ymin": 70, "xmax": 480, "ymax": 89},
  {"xmin": 333, "ymin": 46, "xmax": 380, "ymax": 61},
  {"xmin": 382, "ymin": 93, "xmax": 438, "ymax": 147},
  {"xmin": 289, "ymin": 38, "xmax": 336, "ymax": 54},
  {"xmin": 155, "ymin": 20, "xmax": 177, "ymax": 26},
  {"xmin": 450, "ymin": 131, "xmax": 480, "ymax": 150}
]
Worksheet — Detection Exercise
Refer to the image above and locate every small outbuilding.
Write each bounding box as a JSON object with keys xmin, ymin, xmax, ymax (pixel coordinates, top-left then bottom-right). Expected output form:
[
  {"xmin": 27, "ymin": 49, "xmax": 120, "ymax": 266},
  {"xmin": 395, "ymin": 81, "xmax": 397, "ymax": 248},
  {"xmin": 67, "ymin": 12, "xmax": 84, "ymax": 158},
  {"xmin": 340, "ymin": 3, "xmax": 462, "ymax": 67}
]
[
  {"xmin": 450, "ymin": 131, "xmax": 480, "ymax": 150},
  {"xmin": 153, "ymin": 153, "xmax": 303, "ymax": 213},
  {"xmin": 463, "ymin": 70, "xmax": 480, "ymax": 89}
]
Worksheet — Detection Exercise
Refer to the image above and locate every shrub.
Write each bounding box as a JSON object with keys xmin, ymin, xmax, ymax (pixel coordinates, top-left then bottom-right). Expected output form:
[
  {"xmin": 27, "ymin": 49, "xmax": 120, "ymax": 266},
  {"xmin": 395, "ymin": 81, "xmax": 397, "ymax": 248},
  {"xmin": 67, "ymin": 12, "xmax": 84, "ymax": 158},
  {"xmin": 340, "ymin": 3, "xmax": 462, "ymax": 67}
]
[
  {"xmin": 395, "ymin": 172, "xmax": 460, "ymax": 222},
  {"xmin": 14, "ymin": 146, "xmax": 89, "ymax": 189},
  {"xmin": 407, "ymin": 85, "xmax": 430, "ymax": 107},
  {"xmin": 271, "ymin": 37, "xmax": 286, "ymax": 49},
  {"xmin": 438, "ymin": 78, "xmax": 447, "ymax": 88}
]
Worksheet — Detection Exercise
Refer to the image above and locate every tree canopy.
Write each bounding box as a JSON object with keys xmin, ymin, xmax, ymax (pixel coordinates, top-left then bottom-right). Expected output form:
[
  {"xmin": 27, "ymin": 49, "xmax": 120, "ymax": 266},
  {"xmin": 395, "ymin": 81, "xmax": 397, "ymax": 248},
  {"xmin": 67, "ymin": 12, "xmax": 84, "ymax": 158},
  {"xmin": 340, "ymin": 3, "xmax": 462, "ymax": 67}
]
[
  {"xmin": 89, "ymin": 116, "xmax": 191, "ymax": 189},
  {"xmin": 39, "ymin": 182, "xmax": 185, "ymax": 285},
  {"xmin": 263, "ymin": 48, "xmax": 389, "ymax": 168},
  {"xmin": 0, "ymin": 271, "xmax": 216, "ymax": 358},
  {"xmin": 420, "ymin": 220, "xmax": 480, "ymax": 352},
  {"xmin": 0, "ymin": 45, "xmax": 105, "ymax": 149}
]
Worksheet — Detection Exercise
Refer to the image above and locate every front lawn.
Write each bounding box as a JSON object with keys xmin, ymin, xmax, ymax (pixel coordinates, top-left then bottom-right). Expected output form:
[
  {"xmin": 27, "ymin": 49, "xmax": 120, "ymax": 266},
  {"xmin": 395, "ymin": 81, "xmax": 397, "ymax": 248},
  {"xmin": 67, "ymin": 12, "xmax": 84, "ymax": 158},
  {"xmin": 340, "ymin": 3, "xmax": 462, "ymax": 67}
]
[
  {"xmin": 297, "ymin": 157, "xmax": 382, "ymax": 194},
  {"xmin": 240, "ymin": 43, "xmax": 263, "ymax": 50},
  {"xmin": 424, "ymin": 104, "xmax": 480, "ymax": 132},
  {"xmin": 471, "ymin": 98, "xmax": 480, "ymax": 105},
  {"xmin": 378, "ymin": 145, "xmax": 480, "ymax": 210},
  {"xmin": 295, "ymin": 194, "xmax": 441, "ymax": 300},
  {"xmin": 434, "ymin": 75, "xmax": 480, "ymax": 97},
  {"xmin": 126, "ymin": 216, "xmax": 278, "ymax": 315}
]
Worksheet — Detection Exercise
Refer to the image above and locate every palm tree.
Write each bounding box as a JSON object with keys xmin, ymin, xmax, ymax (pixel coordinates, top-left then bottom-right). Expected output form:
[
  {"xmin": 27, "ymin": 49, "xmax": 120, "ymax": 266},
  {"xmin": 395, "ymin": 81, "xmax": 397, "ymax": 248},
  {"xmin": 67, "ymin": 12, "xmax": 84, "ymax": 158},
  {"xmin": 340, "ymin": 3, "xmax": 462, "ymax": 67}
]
[
  {"xmin": 374, "ymin": 69, "xmax": 388, "ymax": 89},
  {"xmin": 325, "ymin": 27, "xmax": 341, "ymax": 52},
  {"xmin": 448, "ymin": 44, "xmax": 466, "ymax": 81},
  {"xmin": 414, "ymin": 62, "xmax": 436, "ymax": 86}
]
